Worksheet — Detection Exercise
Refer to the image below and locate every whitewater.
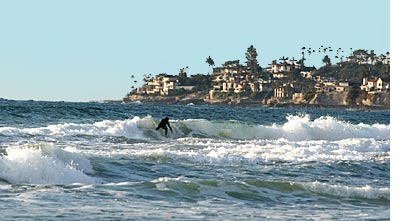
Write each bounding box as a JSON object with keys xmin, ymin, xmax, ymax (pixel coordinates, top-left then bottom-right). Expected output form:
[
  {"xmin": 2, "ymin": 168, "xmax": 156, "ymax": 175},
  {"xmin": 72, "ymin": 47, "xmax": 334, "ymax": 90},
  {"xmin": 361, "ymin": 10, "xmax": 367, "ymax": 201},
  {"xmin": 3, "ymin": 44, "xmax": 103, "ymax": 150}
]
[{"xmin": 0, "ymin": 100, "xmax": 390, "ymax": 220}]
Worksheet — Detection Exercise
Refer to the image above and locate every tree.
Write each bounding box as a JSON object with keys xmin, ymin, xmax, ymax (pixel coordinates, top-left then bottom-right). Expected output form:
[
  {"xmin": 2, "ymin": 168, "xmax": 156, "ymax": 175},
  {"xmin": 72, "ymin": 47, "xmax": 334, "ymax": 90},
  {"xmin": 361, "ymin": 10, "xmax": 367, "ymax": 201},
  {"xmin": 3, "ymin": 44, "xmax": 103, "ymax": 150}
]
[
  {"xmin": 369, "ymin": 50, "xmax": 376, "ymax": 64},
  {"xmin": 352, "ymin": 49, "xmax": 368, "ymax": 64},
  {"xmin": 206, "ymin": 56, "xmax": 215, "ymax": 74},
  {"xmin": 322, "ymin": 55, "xmax": 331, "ymax": 66},
  {"xmin": 245, "ymin": 45, "xmax": 261, "ymax": 74},
  {"xmin": 279, "ymin": 56, "xmax": 288, "ymax": 63},
  {"xmin": 178, "ymin": 66, "xmax": 189, "ymax": 84},
  {"xmin": 186, "ymin": 74, "xmax": 212, "ymax": 91}
]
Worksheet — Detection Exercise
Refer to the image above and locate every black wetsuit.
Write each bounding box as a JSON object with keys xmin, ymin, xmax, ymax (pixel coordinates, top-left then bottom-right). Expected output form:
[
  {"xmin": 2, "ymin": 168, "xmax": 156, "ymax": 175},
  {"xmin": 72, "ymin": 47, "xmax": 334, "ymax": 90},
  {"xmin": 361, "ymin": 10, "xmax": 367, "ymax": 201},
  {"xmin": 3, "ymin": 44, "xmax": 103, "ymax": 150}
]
[{"xmin": 156, "ymin": 117, "xmax": 173, "ymax": 136}]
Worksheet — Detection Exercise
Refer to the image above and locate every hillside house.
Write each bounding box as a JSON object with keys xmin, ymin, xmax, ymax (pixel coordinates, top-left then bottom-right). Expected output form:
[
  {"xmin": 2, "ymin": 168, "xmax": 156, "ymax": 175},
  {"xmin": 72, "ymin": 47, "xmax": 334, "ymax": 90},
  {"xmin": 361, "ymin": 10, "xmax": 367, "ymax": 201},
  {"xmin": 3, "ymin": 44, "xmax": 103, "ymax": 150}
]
[
  {"xmin": 249, "ymin": 81, "xmax": 272, "ymax": 93},
  {"xmin": 274, "ymin": 83, "xmax": 294, "ymax": 98},
  {"xmin": 335, "ymin": 82, "xmax": 350, "ymax": 92},
  {"xmin": 212, "ymin": 60, "xmax": 247, "ymax": 76},
  {"xmin": 300, "ymin": 71, "xmax": 314, "ymax": 79},
  {"xmin": 360, "ymin": 77, "xmax": 389, "ymax": 92},
  {"xmin": 266, "ymin": 59, "xmax": 301, "ymax": 79}
]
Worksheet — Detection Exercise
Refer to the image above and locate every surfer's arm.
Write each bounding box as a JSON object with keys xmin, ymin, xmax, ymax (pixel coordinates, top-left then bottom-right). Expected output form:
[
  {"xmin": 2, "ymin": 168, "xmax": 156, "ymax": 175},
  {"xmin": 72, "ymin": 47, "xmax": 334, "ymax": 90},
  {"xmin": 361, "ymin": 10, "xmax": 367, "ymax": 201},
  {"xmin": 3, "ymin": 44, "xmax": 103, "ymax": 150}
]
[{"xmin": 167, "ymin": 123, "xmax": 173, "ymax": 133}]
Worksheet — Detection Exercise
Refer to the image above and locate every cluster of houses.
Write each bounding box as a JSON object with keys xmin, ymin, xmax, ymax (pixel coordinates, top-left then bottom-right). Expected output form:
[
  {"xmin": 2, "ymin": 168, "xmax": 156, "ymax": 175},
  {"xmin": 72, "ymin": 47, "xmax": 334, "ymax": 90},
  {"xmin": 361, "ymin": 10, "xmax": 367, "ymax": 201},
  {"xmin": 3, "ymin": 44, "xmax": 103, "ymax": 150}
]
[
  {"xmin": 135, "ymin": 73, "xmax": 194, "ymax": 96},
  {"xmin": 136, "ymin": 74, "xmax": 177, "ymax": 96},
  {"xmin": 132, "ymin": 56, "xmax": 389, "ymax": 101}
]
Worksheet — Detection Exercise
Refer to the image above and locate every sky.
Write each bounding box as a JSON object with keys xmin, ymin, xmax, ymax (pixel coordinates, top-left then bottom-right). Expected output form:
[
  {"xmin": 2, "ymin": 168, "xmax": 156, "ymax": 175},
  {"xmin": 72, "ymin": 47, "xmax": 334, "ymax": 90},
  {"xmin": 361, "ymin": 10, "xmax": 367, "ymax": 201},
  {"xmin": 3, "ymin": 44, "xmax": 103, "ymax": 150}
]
[{"xmin": 0, "ymin": 0, "xmax": 392, "ymax": 102}]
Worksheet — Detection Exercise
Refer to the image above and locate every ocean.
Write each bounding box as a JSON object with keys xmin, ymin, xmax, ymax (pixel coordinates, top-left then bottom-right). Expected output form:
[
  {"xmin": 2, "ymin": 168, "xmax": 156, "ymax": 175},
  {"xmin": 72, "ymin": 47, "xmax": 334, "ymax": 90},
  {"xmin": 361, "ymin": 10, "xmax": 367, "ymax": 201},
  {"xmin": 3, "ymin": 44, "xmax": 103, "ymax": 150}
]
[{"xmin": 0, "ymin": 100, "xmax": 390, "ymax": 220}]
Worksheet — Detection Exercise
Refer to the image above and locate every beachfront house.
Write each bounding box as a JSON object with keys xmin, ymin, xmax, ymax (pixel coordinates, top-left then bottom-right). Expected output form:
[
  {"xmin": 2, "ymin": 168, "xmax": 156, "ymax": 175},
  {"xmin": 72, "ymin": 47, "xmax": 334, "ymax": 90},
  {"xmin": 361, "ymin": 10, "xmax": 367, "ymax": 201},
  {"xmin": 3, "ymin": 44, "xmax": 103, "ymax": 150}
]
[
  {"xmin": 274, "ymin": 83, "xmax": 294, "ymax": 99},
  {"xmin": 143, "ymin": 74, "xmax": 178, "ymax": 95}
]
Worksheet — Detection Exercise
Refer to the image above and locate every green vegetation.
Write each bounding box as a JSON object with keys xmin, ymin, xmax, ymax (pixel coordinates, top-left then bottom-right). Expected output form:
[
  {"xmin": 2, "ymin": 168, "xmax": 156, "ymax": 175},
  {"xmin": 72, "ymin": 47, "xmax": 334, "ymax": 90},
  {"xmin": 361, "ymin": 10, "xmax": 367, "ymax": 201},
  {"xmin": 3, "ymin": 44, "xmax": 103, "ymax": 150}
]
[
  {"xmin": 181, "ymin": 74, "xmax": 211, "ymax": 91},
  {"xmin": 245, "ymin": 45, "xmax": 262, "ymax": 74}
]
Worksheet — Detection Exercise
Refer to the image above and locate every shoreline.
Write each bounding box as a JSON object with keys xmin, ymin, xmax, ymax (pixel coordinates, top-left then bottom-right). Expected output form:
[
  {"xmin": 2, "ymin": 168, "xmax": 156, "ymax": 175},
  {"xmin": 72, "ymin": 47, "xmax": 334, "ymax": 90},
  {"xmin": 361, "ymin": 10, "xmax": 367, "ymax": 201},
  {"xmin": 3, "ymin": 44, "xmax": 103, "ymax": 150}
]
[{"xmin": 121, "ymin": 97, "xmax": 389, "ymax": 111}]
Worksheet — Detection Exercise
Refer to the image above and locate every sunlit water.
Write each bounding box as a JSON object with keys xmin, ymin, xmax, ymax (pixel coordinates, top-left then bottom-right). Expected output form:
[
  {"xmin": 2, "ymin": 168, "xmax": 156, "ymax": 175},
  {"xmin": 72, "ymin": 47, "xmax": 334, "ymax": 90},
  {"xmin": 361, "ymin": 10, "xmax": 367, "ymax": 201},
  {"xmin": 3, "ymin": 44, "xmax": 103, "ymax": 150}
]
[{"xmin": 0, "ymin": 100, "xmax": 389, "ymax": 220}]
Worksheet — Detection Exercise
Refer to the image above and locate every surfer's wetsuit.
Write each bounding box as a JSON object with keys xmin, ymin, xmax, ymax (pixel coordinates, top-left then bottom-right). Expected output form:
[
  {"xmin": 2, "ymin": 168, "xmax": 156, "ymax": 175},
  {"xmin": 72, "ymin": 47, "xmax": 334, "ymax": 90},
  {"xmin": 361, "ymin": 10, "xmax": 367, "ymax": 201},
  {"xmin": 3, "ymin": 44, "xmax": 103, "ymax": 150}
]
[{"xmin": 156, "ymin": 117, "xmax": 173, "ymax": 136}]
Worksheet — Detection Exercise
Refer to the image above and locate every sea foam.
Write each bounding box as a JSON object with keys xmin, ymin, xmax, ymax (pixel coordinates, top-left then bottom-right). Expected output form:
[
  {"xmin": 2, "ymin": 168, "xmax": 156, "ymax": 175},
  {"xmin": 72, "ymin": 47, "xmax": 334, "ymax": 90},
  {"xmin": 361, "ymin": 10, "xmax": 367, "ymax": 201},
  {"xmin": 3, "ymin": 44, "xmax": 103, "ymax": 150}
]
[
  {"xmin": 82, "ymin": 136, "xmax": 389, "ymax": 165},
  {"xmin": 0, "ymin": 143, "xmax": 95, "ymax": 185},
  {"xmin": 0, "ymin": 114, "xmax": 390, "ymax": 141},
  {"xmin": 301, "ymin": 181, "xmax": 389, "ymax": 200}
]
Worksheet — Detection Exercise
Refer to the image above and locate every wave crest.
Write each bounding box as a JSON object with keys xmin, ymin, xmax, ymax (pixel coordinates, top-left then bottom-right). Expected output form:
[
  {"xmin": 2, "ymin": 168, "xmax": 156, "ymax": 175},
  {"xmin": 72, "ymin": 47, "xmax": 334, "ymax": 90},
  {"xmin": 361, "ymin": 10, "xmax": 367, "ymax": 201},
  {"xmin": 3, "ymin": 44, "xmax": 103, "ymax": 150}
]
[
  {"xmin": 146, "ymin": 177, "xmax": 389, "ymax": 201},
  {"xmin": 0, "ymin": 143, "xmax": 95, "ymax": 185},
  {"xmin": 0, "ymin": 114, "xmax": 390, "ymax": 141}
]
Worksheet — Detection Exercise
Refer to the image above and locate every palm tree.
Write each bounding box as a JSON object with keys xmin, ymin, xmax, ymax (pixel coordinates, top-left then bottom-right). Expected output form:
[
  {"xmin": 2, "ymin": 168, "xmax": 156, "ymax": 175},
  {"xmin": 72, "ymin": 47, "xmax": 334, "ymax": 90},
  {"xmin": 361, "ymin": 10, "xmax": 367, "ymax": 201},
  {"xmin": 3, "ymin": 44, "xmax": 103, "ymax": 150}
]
[
  {"xmin": 289, "ymin": 57, "xmax": 296, "ymax": 71},
  {"xmin": 279, "ymin": 56, "xmax": 288, "ymax": 63},
  {"xmin": 179, "ymin": 66, "xmax": 189, "ymax": 82},
  {"xmin": 301, "ymin": 47, "xmax": 306, "ymax": 65},
  {"xmin": 206, "ymin": 56, "xmax": 215, "ymax": 74},
  {"xmin": 301, "ymin": 47, "xmax": 306, "ymax": 55},
  {"xmin": 369, "ymin": 50, "xmax": 376, "ymax": 65}
]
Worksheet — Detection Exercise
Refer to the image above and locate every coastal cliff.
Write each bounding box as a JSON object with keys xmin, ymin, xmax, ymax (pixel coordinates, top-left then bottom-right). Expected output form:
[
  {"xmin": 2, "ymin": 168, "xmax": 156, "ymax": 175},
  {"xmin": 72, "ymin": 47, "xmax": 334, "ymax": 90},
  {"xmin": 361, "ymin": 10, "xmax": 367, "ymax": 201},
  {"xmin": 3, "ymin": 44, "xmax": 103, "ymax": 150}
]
[
  {"xmin": 270, "ymin": 91, "xmax": 389, "ymax": 109},
  {"xmin": 309, "ymin": 92, "xmax": 348, "ymax": 105},
  {"xmin": 124, "ymin": 91, "xmax": 389, "ymax": 109}
]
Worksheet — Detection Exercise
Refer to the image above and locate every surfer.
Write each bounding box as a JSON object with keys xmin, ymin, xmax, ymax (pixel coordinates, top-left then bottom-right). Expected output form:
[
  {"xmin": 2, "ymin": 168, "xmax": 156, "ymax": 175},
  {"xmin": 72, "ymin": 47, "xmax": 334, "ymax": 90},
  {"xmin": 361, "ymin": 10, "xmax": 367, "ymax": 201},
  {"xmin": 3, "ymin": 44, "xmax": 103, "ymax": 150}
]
[{"xmin": 156, "ymin": 117, "xmax": 173, "ymax": 136}]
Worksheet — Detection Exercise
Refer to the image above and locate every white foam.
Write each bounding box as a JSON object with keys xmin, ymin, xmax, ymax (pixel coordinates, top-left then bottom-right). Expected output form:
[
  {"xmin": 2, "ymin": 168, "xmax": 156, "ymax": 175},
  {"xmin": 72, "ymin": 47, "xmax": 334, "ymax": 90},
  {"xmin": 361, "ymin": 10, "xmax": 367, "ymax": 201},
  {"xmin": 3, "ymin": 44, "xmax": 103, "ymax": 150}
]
[
  {"xmin": 0, "ymin": 143, "xmax": 95, "ymax": 185},
  {"xmin": 266, "ymin": 114, "xmax": 389, "ymax": 141},
  {"xmin": 82, "ymin": 137, "xmax": 389, "ymax": 165},
  {"xmin": 301, "ymin": 181, "xmax": 389, "ymax": 200},
  {"xmin": 169, "ymin": 114, "xmax": 389, "ymax": 141},
  {"xmin": 0, "ymin": 114, "xmax": 390, "ymax": 141}
]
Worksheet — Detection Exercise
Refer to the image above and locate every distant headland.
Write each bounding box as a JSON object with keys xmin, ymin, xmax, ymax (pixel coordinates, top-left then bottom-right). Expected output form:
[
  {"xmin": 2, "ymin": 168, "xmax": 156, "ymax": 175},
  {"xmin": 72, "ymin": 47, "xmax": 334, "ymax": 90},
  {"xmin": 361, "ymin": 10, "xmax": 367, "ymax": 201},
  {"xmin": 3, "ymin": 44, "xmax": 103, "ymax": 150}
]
[{"xmin": 122, "ymin": 45, "xmax": 390, "ymax": 110}]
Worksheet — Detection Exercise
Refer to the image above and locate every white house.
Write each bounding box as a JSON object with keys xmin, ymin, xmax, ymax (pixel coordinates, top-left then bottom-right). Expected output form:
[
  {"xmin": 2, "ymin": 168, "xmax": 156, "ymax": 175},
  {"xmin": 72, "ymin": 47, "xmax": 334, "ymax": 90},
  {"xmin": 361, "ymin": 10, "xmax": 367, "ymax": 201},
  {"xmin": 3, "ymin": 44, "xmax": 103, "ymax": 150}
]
[
  {"xmin": 143, "ymin": 74, "xmax": 178, "ymax": 95},
  {"xmin": 336, "ymin": 82, "xmax": 350, "ymax": 92},
  {"xmin": 360, "ymin": 77, "xmax": 389, "ymax": 92}
]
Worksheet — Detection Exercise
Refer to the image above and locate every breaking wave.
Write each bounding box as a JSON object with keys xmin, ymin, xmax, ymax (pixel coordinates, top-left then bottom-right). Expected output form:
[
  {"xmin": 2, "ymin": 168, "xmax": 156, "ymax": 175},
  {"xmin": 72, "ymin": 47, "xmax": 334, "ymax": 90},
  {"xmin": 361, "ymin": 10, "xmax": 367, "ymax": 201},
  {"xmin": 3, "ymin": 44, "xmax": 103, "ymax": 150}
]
[
  {"xmin": 0, "ymin": 114, "xmax": 390, "ymax": 141},
  {"xmin": 0, "ymin": 143, "xmax": 95, "ymax": 185},
  {"xmin": 83, "ymin": 137, "xmax": 389, "ymax": 165}
]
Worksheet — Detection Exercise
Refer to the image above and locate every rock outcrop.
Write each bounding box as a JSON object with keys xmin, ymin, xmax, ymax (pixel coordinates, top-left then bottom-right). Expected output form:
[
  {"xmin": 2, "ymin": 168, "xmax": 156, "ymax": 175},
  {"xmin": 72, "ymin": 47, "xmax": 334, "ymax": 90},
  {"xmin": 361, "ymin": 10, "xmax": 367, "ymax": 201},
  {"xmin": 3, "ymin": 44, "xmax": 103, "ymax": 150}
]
[{"xmin": 124, "ymin": 91, "xmax": 389, "ymax": 109}]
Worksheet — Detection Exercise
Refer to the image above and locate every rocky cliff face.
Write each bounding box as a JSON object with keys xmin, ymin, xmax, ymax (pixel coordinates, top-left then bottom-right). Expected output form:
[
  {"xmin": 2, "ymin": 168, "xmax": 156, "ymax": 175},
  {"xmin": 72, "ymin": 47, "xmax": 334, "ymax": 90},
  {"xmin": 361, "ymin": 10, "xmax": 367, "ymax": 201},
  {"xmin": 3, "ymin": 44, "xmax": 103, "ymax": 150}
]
[
  {"xmin": 307, "ymin": 91, "xmax": 389, "ymax": 107},
  {"xmin": 124, "ymin": 91, "xmax": 389, "ymax": 109},
  {"xmin": 361, "ymin": 92, "xmax": 390, "ymax": 106},
  {"xmin": 309, "ymin": 92, "xmax": 348, "ymax": 106}
]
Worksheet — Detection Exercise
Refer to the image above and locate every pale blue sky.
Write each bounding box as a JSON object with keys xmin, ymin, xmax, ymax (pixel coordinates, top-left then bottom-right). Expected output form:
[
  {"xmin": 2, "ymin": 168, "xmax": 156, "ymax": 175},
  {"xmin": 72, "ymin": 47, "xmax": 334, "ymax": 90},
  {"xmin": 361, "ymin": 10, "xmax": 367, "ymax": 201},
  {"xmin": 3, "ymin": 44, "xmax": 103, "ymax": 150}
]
[{"xmin": 0, "ymin": 0, "xmax": 391, "ymax": 101}]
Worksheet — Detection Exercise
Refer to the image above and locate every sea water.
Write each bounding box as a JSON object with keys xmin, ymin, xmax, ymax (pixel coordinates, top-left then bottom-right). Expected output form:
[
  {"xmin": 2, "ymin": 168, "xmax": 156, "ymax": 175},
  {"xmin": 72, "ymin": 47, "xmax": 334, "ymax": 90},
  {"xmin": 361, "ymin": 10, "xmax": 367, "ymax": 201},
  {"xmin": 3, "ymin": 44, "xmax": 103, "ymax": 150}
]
[{"xmin": 0, "ymin": 100, "xmax": 390, "ymax": 220}]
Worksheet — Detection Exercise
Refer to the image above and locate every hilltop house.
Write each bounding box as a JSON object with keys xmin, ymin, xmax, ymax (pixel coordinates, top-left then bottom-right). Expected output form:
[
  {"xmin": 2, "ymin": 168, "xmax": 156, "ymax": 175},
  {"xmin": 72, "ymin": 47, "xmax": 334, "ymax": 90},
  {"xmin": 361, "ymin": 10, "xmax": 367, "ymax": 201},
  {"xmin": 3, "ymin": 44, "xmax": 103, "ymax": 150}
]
[
  {"xmin": 360, "ymin": 77, "xmax": 389, "ymax": 92},
  {"xmin": 212, "ymin": 60, "xmax": 248, "ymax": 76},
  {"xmin": 266, "ymin": 59, "xmax": 301, "ymax": 79}
]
